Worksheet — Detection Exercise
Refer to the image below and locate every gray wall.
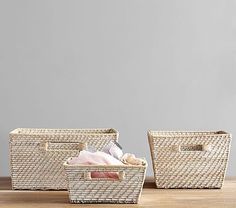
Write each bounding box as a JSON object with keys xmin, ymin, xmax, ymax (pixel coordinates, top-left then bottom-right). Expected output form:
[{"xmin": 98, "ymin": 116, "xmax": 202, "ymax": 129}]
[{"xmin": 0, "ymin": 0, "xmax": 235, "ymax": 176}]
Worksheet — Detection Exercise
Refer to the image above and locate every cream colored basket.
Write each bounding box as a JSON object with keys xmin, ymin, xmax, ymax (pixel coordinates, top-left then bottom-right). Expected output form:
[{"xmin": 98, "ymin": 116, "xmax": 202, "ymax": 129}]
[
  {"xmin": 64, "ymin": 158, "xmax": 147, "ymax": 204},
  {"xmin": 148, "ymin": 130, "xmax": 231, "ymax": 189},
  {"xmin": 10, "ymin": 128, "xmax": 118, "ymax": 190}
]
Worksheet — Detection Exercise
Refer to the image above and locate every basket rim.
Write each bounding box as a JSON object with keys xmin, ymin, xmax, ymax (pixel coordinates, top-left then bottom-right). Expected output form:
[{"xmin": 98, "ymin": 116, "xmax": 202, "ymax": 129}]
[
  {"xmin": 9, "ymin": 128, "xmax": 118, "ymax": 136},
  {"xmin": 148, "ymin": 130, "xmax": 232, "ymax": 137},
  {"xmin": 64, "ymin": 157, "xmax": 147, "ymax": 168}
]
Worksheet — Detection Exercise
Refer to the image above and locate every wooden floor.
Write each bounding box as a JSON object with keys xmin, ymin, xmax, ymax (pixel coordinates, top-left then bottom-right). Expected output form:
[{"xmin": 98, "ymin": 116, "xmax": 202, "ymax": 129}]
[{"xmin": 0, "ymin": 177, "xmax": 236, "ymax": 208}]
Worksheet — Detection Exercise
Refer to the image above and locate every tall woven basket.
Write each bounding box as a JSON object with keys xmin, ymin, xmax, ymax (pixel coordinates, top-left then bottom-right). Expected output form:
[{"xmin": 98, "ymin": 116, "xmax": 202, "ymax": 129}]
[
  {"xmin": 10, "ymin": 128, "xmax": 118, "ymax": 190},
  {"xmin": 64, "ymin": 158, "xmax": 147, "ymax": 204},
  {"xmin": 148, "ymin": 130, "xmax": 231, "ymax": 189}
]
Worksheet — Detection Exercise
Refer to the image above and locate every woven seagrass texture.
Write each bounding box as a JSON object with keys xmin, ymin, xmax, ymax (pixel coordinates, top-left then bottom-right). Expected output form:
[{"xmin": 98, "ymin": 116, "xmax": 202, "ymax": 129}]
[
  {"xmin": 10, "ymin": 128, "xmax": 118, "ymax": 190},
  {"xmin": 64, "ymin": 161, "xmax": 147, "ymax": 204},
  {"xmin": 148, "ymin": 131, "xmax": 232, "ymax": 189}
]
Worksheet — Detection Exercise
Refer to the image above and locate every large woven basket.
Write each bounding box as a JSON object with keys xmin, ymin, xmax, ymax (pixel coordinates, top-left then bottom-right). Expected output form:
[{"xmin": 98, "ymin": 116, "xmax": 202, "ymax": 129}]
[
  {"xmin": 148, "ymin": 130, "xmax": 231, "ymax": 189},
  {"xmin": 64, "ymin": 158, "xmax": 147, "ymax": 204},
  {"xmin": 10, "ymin": 128, "xmax": 118, "ymax": 190}
]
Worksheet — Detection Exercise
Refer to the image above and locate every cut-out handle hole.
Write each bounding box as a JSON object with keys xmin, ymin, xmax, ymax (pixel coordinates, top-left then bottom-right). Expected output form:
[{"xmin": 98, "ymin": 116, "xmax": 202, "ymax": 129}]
[
  {"xmin": 180, "ymin": 144, "xmax": 203, "ymax": 151},
  {"xmin": 42, "ymin": 142, "xmax": 87, "ymax": 152},
  {"xmin": 172, "ymin": 144, "xmax": 212, "ymax": 152},
  {"xmin": 84, "ymin": 171, "xmax": 125, "ymax": 181}
]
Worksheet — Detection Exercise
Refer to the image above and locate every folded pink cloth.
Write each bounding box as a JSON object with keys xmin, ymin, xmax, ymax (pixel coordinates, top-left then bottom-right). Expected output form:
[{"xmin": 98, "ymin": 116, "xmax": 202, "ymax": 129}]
[{"xmin": 69, "ymin": 150, "xmax": 124, "ymax": 179}]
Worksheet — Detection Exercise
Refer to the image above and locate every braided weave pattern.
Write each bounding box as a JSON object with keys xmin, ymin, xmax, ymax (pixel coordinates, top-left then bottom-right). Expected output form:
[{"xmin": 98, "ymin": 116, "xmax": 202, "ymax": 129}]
[
  {"xmin": 10, "ymin": 128, "xmax": 118, "ymax": 190},
  {"xmin": 148, "ymin": 131, "xmax": 231, "ymax": 189},
  {"xmin": 64, "ymin": 163, "xmax": 147, "ymax": 204}
]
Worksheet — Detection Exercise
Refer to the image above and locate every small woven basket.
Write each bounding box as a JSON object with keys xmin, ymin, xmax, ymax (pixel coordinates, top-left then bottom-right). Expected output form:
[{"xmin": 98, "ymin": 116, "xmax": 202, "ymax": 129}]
[
  {"xmin": 64, "ymin": 158, "xmax": 147, "ymax": 204},
  {"xmin": 10, "ymin": 128, "xmax": 118, "ymax": 190},
  {"xmin": 148, "ymin": 130, "xmax": 231, "ymax": 189}
]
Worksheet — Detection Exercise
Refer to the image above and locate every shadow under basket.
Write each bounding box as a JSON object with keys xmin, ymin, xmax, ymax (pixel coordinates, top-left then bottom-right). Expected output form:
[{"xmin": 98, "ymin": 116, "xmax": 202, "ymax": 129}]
[
  {"xmin": 64, "ymin": 158, "xmax": 147, "ymax": 204},
  {"xmin": 148, "ymin": 130, "xmax": 232, "ymax": 189}
]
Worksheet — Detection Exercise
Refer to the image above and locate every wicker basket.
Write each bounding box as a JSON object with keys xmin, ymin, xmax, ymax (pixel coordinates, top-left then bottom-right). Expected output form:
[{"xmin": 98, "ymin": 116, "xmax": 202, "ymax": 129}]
[
  {"xmin": 148, "ymin": 130, "xmax": 231, "ymax": 189},
  {"xmin": 10, "ymin": 128, "xmax": 118, "ymax": 190},
  {"xmin": 64, "ymin": 158, "xmax": 147, "ymax": 204}
]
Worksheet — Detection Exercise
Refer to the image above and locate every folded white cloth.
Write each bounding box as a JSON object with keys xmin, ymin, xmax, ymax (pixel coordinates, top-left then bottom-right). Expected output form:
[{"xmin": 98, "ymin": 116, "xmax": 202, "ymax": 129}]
[
  {"xmin": 69, "ymin": 150, "xmax": 123, "ymax": 166},
  {"xmin": 102, "ymin": 141, "xmax": 123, "ymax": 160}
]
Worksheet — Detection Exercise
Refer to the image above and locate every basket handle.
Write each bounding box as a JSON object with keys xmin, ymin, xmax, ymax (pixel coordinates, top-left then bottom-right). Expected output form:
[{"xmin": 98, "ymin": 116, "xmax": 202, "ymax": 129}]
[
  {"xmin": 40, "ymin": 141, "xmax": 87, "ymax": 152},
  {"xmin": 172, "ymin": 144, "xmax": 212, "ymax": 152},
  {"xmin": 83, "ymin": 171, "xmax": 125, "ymax": 181}
]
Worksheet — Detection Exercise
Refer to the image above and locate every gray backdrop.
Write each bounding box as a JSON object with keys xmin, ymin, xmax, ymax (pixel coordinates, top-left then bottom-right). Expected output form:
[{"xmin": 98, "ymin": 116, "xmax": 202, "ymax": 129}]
[{"xmin": 0, "ymin": 0, "xmax": 235, "ymax": 176}]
